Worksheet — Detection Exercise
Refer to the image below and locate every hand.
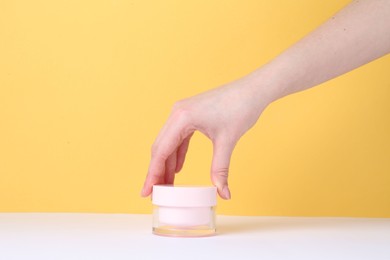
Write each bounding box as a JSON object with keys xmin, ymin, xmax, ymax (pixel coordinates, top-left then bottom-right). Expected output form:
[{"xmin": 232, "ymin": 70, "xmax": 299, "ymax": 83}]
[{"xmin": 141, "ymin": 76, "xmax": 270, "ymax": 199}]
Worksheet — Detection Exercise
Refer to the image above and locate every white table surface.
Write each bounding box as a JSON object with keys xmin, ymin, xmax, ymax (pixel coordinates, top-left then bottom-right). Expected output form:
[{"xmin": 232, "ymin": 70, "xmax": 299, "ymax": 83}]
[{"xmin": 0, "ymin": 213, "xmax": 389, "ymax": 260}]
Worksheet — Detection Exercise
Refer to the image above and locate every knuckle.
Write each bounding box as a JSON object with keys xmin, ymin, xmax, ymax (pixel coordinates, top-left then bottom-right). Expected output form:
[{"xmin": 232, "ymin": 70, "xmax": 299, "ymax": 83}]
[
  {"xmin": 172, "ymin": 107, "xmax": 191, "ymax": 122},
  {"xmin": 172, "ymin": 99, "xmax": 186, "ymax": 111},
  {"xmin": 212, "ymin": 168, "xmax": 229, "ymax": 179},
  {"xmin": 151, "ymin": 144, "xmax": 169, "ymax": 161},
  {"xmin": 171, "ymin": 101, "xmax": 192, "ymax": 123},
  {"xmin": 170, "ymin": 108, "xmax": 195, "ymax": 136}
]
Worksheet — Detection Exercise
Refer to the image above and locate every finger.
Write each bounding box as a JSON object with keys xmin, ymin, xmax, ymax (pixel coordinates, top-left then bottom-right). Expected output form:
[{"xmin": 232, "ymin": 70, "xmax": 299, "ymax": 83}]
[
  {"xmin": 210, "ymin": 138, "xmax": 235, "ymax": 200},
  {"xmin": 141, "ymin": 153, "xmax": 166, "ymax": 197},
  {"xmin": 175, "ymin": 133, "xmax": 193, "ymax": 173},
  {"xmin": 141, "ymin": 111, "xmax": 194, "ymax": 197},
  {"xmin": 165, "ymin": 150, "xmax": 177, "ymax": 184}
]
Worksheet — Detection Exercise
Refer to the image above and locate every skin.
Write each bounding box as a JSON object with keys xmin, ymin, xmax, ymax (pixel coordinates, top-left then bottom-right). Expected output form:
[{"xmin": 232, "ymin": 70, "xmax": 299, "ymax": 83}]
[{"xmin": 141, "ymin": 0, "xmax": 390, "ymax": 199}]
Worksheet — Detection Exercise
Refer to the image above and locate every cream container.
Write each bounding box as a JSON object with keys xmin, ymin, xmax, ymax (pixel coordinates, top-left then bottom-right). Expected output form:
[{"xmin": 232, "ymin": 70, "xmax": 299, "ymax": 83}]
[{"xmin": 152, "ymin": 185, "xmax": 217, "ymax": 237}]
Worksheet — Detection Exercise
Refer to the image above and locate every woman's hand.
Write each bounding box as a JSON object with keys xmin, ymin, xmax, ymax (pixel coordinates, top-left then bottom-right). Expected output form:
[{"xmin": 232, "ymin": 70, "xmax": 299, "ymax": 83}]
[{"xmin": 141, "ymin": 77, "xmax": 271, "ymax": 199}]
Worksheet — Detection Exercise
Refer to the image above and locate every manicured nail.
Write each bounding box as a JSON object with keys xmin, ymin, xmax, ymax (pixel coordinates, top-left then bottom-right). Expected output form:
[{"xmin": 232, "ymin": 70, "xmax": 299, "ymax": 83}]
[{"xmin": 222, "ymin": 186, "xmax": 231, "ymax": 200}]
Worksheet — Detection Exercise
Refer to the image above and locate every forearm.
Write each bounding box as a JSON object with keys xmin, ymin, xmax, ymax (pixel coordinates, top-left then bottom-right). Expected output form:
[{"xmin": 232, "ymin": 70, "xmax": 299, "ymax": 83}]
[{"xmin": 248, "ymin": 0, "xmax": 390, "ymax": 105}]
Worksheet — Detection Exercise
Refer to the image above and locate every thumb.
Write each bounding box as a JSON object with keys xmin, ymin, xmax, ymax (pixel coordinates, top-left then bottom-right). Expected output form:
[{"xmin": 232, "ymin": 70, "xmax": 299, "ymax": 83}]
[{"xmin": 211, "ymin": 139, "xmax": 234, "ymax": 200}]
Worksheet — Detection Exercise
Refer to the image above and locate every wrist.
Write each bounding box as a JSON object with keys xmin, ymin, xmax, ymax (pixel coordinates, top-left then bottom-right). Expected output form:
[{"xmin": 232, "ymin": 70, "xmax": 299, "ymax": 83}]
[{"xmin": 240, "ymin": 63, "xmax": 289, "ymax": 112}]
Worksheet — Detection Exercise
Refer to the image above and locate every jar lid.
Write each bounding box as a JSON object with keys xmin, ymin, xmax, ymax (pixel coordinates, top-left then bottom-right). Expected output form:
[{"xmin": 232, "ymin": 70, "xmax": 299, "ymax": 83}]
[{"xmin": 152, "ymin": 185, "xmax": 217, "ymax": 207}]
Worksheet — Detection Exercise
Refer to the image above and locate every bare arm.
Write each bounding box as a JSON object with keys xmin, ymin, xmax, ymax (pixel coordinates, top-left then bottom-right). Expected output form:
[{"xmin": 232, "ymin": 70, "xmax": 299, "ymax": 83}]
[
  {"xmin": 141, "ymin": 0, "xmax": 390, "ymax": 199},
  {"xmin": 248, "ymin": 0, "xmax": 390, "ymax": 103}
]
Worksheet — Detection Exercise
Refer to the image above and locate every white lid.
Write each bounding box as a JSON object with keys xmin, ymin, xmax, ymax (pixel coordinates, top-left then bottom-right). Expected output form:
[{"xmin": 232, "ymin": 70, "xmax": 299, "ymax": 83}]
[{"xmin": 152, "ymin": 185, "xmax": 217, "ymax": 207}]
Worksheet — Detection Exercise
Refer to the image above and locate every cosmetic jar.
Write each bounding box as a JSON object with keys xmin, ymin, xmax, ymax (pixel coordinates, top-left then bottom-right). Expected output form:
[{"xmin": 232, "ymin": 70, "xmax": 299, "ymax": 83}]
[{"xmin": 152, "ymin": 185, "xmax": 217, "ymax": 237}]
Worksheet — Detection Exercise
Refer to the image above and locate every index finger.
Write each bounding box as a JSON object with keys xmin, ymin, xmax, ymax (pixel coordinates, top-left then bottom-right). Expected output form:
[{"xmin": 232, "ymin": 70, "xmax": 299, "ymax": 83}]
[{"xmin": 141, "ymin": 110, "xmax": 194, "ymax": 197}]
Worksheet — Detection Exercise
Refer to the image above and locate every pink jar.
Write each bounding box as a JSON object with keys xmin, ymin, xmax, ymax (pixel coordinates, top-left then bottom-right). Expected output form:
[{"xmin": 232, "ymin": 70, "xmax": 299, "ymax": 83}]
[{"xmin": 152, "ymin": 185, "xmax": 217, "ymax": 237}]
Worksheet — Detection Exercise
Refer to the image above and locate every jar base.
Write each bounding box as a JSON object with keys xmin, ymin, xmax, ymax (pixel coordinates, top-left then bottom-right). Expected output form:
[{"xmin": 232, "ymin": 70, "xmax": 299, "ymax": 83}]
[{"xmin": 153, "ymin": 226, "xmax": 216, "ymax": 237}]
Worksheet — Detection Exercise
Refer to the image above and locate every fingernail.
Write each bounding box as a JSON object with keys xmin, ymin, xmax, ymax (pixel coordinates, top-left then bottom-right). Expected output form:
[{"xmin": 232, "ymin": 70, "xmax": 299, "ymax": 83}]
[
  {"xmin": 222, "ymin": 186, "xmax": 231, "ymax": 200},
  {"xmin": 140, "ymin": 185, "xmax": 147, "ymax": 197}
]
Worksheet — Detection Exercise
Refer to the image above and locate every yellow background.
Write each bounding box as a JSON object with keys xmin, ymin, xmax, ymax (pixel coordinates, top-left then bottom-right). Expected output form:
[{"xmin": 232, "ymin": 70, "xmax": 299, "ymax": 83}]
[{"xmin": 1, "ymin": 0, "xmax": 389, "ymax": 217}]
